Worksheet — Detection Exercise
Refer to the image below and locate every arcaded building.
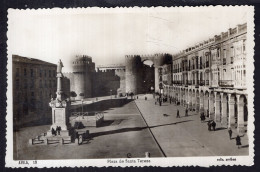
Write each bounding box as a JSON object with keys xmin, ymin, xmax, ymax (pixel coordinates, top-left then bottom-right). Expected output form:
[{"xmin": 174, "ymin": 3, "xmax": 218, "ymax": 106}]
[
  {"xmin": 12, "ymin": 55, "xmax": 57, "ymax": 128},
  {"xmin": 160, "ymin": 23, "xmax": 248, "ymax": 134}
]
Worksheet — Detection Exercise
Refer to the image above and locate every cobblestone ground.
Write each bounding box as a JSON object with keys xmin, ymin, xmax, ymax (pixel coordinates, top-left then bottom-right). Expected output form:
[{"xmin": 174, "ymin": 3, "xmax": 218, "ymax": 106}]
[
  {"xmin": 135, "ymin": 94, "xmax": 249, "ymax": 157},
  {"xmin": 13, "ymin": 99, "xmax": 163, "ymax": 160}
]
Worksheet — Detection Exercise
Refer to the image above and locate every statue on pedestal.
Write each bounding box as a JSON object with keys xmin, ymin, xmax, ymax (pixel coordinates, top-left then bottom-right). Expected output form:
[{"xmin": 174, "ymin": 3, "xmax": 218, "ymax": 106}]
[{"xmin": 47, "ymin": 59, "xmax": 71, "ymax": 136}]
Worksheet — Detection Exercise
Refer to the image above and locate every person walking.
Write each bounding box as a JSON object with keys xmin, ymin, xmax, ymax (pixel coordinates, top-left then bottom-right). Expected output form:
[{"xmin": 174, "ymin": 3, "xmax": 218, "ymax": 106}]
[
  {"xmin": 176, "ymin": 109, "xmax": 180, "ymax": 118},
  {"xmin": 211, "ymin": 121, "xmax": 216, "ymax": 131},
  {"xmin": 207, "ymin": 121, "xmax": 211, "ymax": 131},
  {"xmin": 159, "ymin": 97, "xmax": 162, "ymax": 106},
  {"xmin": 51, "ymin": 127, "xmax": 56, "ymax": 136},
  {"xmin": 185, "ymin": 108, "xmax": 188, "ymax": 116},
  {"xmin": 236, "ymin": 135, "xmax": 242, "ymax": 149},
  {"xmin": 228, "ymin": 128, "xmax": 233, "ymax": 140}
]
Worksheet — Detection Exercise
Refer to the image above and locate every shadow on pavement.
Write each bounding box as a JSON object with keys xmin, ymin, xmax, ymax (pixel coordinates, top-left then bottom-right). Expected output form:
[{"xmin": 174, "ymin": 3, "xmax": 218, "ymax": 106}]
[
  {"xmin": 98, "ymin": 119, "xmax": 125, "ymax": 127},
  {"xmin": 90, "ymin": 127, "xmax": 147, "ymax": 138},
  {"xmin": 16, "ymin": 117, "xmax": 52, "ymax": 130},
  {"xmin": 71, "ymin": 99, "xmax": 133, "ymax": 113},
  {"xmin": 241, "ymin": 144, "xmax": 249, "ymax": 148},
  {"xmin": 90, "ymin": 120, "xmax": 193, "ymax": 138},
  {"xmin": 215, "ymin": 127, "xmax": 227, "ymax": 131},
  {"xmin": 149, "ymin": 120, "xmax": 193, "ymax": 129}
]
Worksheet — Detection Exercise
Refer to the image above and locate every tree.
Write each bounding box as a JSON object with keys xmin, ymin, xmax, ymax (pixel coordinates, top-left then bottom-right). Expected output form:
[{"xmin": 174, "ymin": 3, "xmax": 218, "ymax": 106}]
[
  {"xmin": 70, "ymin": 91, "xmax": 77, "ymax": 98},
  {"xmin": 79, "ymin": 93, "xmax": 85, "ymax": 97}
]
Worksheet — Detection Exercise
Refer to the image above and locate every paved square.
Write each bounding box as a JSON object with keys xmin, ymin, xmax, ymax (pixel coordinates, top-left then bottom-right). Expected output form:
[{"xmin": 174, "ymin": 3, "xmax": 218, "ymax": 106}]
[{"xmin": 14, "ymin": 95, "xmax": 248, "ymax": 160}]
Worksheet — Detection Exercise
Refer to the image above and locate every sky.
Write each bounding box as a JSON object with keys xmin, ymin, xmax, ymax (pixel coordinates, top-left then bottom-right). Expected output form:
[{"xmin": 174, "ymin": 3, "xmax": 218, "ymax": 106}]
[{"xmin": 8, "ymin": 6, "xmax": 250, "ymax": 72}]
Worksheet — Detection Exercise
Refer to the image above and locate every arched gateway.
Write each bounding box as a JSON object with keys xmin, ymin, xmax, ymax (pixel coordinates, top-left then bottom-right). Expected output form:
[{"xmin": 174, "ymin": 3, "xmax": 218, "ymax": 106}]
[{"xmin": 125, "ymin": 54, "xmax": 172, "ymax": 94}]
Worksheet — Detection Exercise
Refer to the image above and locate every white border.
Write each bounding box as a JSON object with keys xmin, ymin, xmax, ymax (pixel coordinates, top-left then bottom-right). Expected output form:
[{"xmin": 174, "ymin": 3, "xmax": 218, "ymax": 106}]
[{"xmin": 6, "ymin": 6, "xmax": 255, "ymax": 167}]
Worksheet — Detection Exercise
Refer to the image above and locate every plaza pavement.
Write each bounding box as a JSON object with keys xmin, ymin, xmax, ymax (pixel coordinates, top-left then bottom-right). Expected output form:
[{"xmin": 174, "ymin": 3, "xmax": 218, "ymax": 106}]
[
  {"xmin": 13, "ymin": 94, "xmax": 248, "ymax": 160},
  {"xmin": 135, "ymin": 94, "xmax": 249, "ymax": 157},
  {"xmin": 13, "ymin": 98, "xmax": 163, "ymax": 160}
]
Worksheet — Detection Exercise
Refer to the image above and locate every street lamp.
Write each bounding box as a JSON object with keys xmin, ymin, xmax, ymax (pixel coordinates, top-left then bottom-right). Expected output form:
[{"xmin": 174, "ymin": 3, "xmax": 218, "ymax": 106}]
[
  {"xmin": 81, "ymin": 99, "xmax": 84, "ymax": 116},
  {"xmin": 151, "ymin": 86, "xmax": 154, "ymax": 98}
]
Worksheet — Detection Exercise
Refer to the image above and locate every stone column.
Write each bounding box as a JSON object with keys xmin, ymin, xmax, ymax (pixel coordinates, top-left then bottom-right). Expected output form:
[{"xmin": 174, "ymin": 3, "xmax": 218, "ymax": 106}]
[
  {"xmin": 228, "ymin": 94, "xmax": 236, "ymax": 129},
  {"xmin": 192, "ymin": 91, "xmax": 195, "ymax": 111},
  {"xmin": 186, "ymin": 90, "xmax": 190, "ymax": 109},
  {"xmin": 237, "ymin": 94, "xmax": 245, "ymax": 134},
  {"xmin": 221, "ymin": 93, "xmax": 228, "ymax": 127},
  {"xmin": 204, "ymin": 95, "xmax": 209, "ymax": 117},
  {"xmin": 214, "ymin": 92, "xmax": 221, "ymax": 122},
  {"xmin": 200, "ymin": 93, "xmax": 204, "ymax": 113},
  {"xmin": 209, "ymin": 94, "xmax": 214, "ymax": 119},
  {"xmin": 56, "ymin": 74, "xmax": 63, "ymax": 101}
]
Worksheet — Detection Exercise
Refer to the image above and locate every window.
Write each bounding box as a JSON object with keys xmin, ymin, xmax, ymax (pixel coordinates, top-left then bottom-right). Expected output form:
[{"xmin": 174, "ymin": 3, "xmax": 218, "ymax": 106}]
[
  {"xmin": 30, "ymin": 69, "xmax": 33, "ymax": 77},
  {"xmin": 31, "ymin": 92, "xmax": 34, "ymax": 97},
  {"xmin": 16, "ymin": 93, "xmax": 20, "ymax": 103},
  {"xmin": 24, "ymin": 79, "xmax": 27, "ymax": 89},
  {"xmin": 39, "ymin": 69, "xmax": 42, "ymax": 77},
  {"xmin": 53, "ymin": 70, "xmax": 55, "ymax": 77},
  {"xmin": 49, "ymin": 80, "xmax": 52, "ymax": 88},
  {"xmin": 243, "ymin": 40, "xmax": 246, "ymax": 52},
  {"xmin": 45, "ymin": 80, "xmax": 47, "ymax": 87},
  {"xmin": 44, "ymin": 70, "xmax": 47, "ymax": 77},
  {"xmin": 30, "ymin": 80, "xmax": 34, "ymax": 88},
  {"xmin": 15, "ymin": 79, "xmax": 19, "ymax": 89},
  {"xmin": 39, "ymin": 80, "xmax": 42, "ymax": 88},
  {"xmin": 16, "ymin": 68, "xmax": 19, "ymax": 77},
  {"xmin": 24, "ymin": 68, "xmax": 27, "ymax": 76},
  {"xmin": 49, "ymin": 70, "xmax": 51, "ymax": 77}
]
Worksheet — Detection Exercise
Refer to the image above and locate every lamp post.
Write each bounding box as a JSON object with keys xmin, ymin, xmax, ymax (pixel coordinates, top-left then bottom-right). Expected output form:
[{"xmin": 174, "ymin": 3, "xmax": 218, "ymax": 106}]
[
  {"xmin": 81, "ymin": 99, "xmax": 84, "ymax": 116},
  {"xmin": 151, "ymin": 86, "xmax": 154, "ymax": 98}
]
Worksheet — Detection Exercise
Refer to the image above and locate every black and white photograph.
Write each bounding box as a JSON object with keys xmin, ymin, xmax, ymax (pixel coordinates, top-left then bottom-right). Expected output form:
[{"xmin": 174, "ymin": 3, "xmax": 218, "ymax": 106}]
[{"xmin": 5, "ymin": 6, "xmax": 254, "ymax": 167}]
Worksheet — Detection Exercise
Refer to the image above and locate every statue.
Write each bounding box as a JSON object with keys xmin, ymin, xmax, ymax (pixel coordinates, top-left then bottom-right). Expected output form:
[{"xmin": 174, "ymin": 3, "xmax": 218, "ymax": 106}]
[{"xmin": 57, "ymin": 59, "xmax": 63, "ymax": 73}]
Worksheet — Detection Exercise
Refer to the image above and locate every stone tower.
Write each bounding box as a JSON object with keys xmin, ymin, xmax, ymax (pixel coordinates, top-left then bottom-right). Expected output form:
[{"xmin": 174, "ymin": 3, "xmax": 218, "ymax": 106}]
[
  {"xmin": 125, "ymin": 55, "xmax": 143, "ymax": 94},
  {"xmin": 72, "ymin": 55, "xmax": 95, "ymax": 100}
]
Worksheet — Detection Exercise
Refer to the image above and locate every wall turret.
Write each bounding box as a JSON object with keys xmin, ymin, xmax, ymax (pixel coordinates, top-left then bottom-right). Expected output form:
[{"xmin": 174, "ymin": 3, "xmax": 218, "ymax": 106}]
[{"xmin": 72, "ymin": 55, "xmax": 95, "ymax": 100}]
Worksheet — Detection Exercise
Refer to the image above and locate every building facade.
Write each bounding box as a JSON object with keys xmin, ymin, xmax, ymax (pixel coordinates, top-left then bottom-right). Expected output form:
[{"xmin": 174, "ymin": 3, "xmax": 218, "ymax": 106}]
[
  {"xmin": 160, "ymin": 23, "xmax": 248, "ymax": 134},
  {"xmin": 12, "ymin": 55, "xmax": 57, "ymax": 128}
]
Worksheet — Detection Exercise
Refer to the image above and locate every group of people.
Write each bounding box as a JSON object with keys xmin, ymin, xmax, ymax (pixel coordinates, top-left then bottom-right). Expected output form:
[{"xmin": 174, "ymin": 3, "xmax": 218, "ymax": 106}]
[
  {"xmin": 175, "ymin": 108, "xmax": 189, "ymax": 118},
  {"xmin": 228, "ymin": 128, "xmax": 243, "ymax": 149},
  {"xmin": 51, "ymin": 126, "xmax": 62, "ymax": 136},
  {"xmin": 207, "ymin": 120, "xmax": 216, "ymax": 131}
]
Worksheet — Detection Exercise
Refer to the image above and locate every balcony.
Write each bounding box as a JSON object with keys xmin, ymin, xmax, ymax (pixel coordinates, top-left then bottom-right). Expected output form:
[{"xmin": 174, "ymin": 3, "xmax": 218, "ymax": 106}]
[
  {"xmin": 206, "ymin": 61, "xmax": 209, "ymax": 68},
  {"xmin": 223, "ymin": 58, "xmax": 226, "ymax": 65},
  {"xmin": 199, "ymin": 80, "xmax": 205, "ymax": 86},
  {"xmin": 219, "ymin": 80, "xmax": 234, "ymax": 87},
  {"xmin": 173, "ymin": 81, "xmax": 182, "ymax": 85},
  {"xmin": 205, "ymin": 80, "xmax": 209, "ymax": 86},
  {"xmin": 188, "ymin": 80, "xmax": 192, "ymax": 85},
  {"xmin": 231, "ymin": 57, "xmax": 234, "ymax": 64}
]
